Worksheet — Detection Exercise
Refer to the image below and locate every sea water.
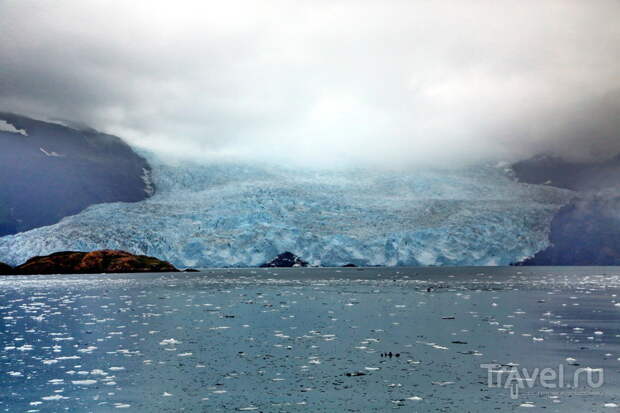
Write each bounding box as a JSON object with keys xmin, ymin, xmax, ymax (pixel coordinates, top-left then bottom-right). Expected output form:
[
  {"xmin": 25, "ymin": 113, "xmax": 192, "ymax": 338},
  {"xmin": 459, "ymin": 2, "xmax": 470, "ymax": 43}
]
[{"xmin": 0, "ymin": 267, "xmax": 618, "ymax": 412}]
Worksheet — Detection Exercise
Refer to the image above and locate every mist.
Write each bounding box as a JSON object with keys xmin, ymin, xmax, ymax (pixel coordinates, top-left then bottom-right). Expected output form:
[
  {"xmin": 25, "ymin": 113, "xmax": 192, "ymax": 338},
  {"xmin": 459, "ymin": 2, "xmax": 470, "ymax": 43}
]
[{"xmin": 1, "ymin": 0, "xmax": 620, "ymax": 168}]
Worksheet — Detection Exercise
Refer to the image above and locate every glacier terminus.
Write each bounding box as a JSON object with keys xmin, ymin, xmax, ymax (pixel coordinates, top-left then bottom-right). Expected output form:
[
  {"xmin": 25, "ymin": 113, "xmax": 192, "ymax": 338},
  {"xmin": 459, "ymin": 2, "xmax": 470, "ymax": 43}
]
[{"xmin": 0, "ymin": 153, "xmax": 572, "ymax": 268}]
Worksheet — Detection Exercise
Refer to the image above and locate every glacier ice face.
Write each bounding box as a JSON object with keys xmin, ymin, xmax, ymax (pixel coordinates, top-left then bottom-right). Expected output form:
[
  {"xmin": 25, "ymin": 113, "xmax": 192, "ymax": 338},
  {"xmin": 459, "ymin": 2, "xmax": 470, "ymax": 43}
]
[{"xmin": 0, "ymin": 155, "xmax": 573, "ymax": 267}]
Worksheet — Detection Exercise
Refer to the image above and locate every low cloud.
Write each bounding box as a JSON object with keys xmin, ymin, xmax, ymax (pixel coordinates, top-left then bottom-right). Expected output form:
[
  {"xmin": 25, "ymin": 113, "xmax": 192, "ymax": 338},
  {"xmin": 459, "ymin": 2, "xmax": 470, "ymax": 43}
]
[{"xmin": 1, "ymin": 0, "xmax": 620, "ymax": 168}]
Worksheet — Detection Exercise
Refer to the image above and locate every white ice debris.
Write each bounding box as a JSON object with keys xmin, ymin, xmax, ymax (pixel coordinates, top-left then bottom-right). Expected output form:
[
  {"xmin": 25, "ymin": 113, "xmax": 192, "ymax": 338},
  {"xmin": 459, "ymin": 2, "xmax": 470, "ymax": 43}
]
[
  {"xmin": 72, "ymin": 379, "xmax": 97, "ymax": 385},
  {"xmin": 41, "ymin": 394, "xmax": 69, "ymax": 401},
  {"xmin": 114, "ymin": 403, "xmax": 131, "ymax": 408}
]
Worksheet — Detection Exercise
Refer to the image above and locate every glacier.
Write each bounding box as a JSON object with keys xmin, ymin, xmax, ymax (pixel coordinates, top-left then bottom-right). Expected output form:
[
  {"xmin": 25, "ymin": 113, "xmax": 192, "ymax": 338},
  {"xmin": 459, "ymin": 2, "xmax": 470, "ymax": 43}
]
[{"xmin": 0, "ymin": 154, "xmax": 573, "ymax": 268}]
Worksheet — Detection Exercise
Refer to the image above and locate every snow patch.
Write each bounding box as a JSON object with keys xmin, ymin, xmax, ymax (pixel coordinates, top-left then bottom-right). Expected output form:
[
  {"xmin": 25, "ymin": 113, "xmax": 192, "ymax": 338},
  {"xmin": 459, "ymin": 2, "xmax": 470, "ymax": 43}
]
[
  {"xmin": 39, "ymin": 147, "xmax": 64, "ymax": 157},
  {"xmin": 0, "ymin": 119, "xmax": 27, "ymax": 136}
]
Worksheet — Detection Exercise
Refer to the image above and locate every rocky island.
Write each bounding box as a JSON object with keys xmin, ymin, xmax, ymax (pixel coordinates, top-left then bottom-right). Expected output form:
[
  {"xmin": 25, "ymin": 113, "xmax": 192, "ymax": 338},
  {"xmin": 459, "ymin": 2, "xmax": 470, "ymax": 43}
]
[
  {"xmin": 260, "ymin": 252, "xmax": 309, "ymax": 268},
  {"xmin": 0, "ymin": 261, "xmax": 12, "ymax": 275},
  {"xmin": 0, "ymin": 250, "xmax": 178, "ymax": 275}
]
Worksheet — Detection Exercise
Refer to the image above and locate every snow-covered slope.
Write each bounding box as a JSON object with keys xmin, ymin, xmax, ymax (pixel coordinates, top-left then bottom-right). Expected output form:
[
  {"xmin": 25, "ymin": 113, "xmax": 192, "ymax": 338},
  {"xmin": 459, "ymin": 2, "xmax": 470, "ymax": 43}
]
[{"xmin": 0, "ymin": 155, "xmax": 572, "ymax": 267}]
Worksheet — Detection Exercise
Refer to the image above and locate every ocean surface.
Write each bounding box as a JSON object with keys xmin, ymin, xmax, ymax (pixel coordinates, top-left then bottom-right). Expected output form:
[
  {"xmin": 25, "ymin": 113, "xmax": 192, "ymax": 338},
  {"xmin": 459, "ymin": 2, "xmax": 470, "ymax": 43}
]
[{"xmin": 0, "ymin": 267, "xmax": 619, "ymax": 412}]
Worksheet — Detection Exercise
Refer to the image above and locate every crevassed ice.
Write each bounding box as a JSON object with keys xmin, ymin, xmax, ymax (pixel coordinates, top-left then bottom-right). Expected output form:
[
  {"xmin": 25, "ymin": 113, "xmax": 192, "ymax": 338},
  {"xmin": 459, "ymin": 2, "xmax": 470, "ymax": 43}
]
[{"xmin": 0, "ymin": 154, "xmax": 572, "ymax": 267}]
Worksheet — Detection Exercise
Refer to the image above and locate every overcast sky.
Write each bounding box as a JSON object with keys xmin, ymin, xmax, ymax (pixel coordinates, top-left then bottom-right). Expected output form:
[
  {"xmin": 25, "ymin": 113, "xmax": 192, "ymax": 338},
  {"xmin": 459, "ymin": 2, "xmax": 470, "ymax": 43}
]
[{"xmin": 1, "ymin": 0, "xmax": 620, "ymax": 168}]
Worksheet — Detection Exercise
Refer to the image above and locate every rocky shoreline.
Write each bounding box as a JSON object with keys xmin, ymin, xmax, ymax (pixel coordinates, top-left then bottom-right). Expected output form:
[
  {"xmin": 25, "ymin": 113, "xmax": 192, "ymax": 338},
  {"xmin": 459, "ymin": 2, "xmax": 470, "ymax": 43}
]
[
  {"xmin": 0, "ymin": 250, "xmax": 178, "ymax": 275},
  {"xmin": 0, "ymin": 250, "xmax": 369, "ymax": 274}
]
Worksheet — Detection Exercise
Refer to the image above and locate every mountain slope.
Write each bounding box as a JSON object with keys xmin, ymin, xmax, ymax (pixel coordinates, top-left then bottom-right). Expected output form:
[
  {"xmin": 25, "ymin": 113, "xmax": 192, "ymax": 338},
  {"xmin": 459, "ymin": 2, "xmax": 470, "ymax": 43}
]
[
  {"xmin": 519, "ymin": 197, "xmax": 620, "ymax": 265},
  {"xmin": 0, "ymin": 113, "xmax": 152, "ymax": 236},
  {"xmin": 513, "ymin": 154, "xmax": 620, "ymax": 265}
]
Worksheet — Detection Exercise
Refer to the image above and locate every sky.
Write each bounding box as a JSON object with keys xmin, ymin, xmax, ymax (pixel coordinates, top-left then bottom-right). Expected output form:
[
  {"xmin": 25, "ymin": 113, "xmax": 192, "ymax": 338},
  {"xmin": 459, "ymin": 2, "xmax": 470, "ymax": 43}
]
[{"xmin": 1, "ymin": 0, "xmax": 620, "ymax": 168}]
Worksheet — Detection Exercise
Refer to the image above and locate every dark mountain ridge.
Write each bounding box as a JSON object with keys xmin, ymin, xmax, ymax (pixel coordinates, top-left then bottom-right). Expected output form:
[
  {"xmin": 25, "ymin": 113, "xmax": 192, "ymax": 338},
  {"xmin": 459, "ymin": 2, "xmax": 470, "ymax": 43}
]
[
  {"xmin": 0, "ymin": 113, "xmax": 152, "ymax": 236},
  {"xmin": 512, "ymin": 154, "xmax": 620, "ymax": 193},
  {"xmin": 513, "ymin": 154, "xmax": 620, "ymax": 265}
]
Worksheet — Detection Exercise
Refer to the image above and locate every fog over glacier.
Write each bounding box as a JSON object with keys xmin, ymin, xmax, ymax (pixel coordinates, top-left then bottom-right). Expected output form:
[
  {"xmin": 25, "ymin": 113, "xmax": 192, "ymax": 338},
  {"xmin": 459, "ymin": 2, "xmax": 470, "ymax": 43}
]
[{"xmin": 2, "ymin": 1, "xmax": 620, "ymax": 167}]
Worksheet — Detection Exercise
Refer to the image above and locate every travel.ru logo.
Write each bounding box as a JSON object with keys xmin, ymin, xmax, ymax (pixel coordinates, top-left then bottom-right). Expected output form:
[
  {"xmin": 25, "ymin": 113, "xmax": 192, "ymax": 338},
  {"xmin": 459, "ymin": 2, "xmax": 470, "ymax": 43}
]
[{"xmin": 480, "ymin": 363, "xmax": 604, "ymax": 399}]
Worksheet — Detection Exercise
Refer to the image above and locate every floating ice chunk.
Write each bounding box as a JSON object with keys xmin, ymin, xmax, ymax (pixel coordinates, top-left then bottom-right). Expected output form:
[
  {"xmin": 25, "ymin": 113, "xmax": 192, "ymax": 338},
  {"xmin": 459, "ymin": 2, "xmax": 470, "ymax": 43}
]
[
  {"xmin": 114, "ymin": 403, "xmax": 131, "ymax": 409},
  {"xmin": 72, "ymin": 379, "xmax": 97, "ymax": 385},
  {"xmin": 42, "ymin": 394, "xmax": 69, "ymax": 401}
]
